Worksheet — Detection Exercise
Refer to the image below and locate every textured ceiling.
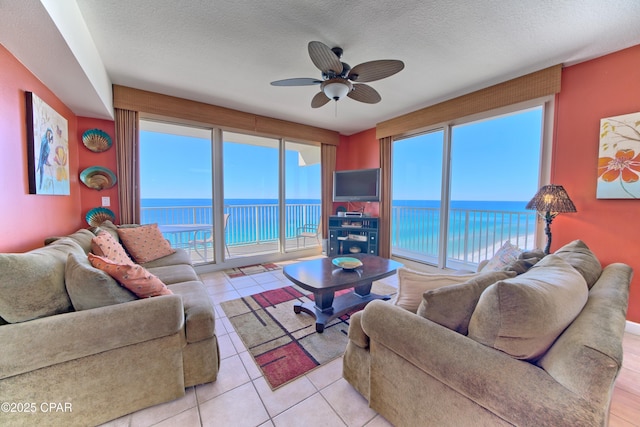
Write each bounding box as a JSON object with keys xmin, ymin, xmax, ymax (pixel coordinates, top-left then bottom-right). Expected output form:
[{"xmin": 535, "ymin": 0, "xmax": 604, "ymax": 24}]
[{"xmin": 2, "ymin": 1, "xmax": 640, "ymax": 135}]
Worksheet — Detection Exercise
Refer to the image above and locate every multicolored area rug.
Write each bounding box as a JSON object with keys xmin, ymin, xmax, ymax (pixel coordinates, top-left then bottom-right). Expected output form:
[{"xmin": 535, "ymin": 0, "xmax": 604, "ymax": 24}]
[
  {"xmin": 220, "ymin": 282, "xmax": 397, "ymax": 390},
  {"xmin": 222, "ymin": 263, "xmax": 281, "ymax": 279}
]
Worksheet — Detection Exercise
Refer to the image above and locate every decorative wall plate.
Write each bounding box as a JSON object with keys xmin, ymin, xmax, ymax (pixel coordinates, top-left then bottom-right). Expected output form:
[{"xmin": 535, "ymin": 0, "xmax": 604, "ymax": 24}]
[
  {"xmin": 82, "ymin": 129, "xmax": 112, "ymax": 152},
  {"xmin": 80, "ymin": 166, "xmax": 117, "ymax": 190},
  {"xmin": 86, "ymin": 207, "xmax": 115, "ymax": 227}
]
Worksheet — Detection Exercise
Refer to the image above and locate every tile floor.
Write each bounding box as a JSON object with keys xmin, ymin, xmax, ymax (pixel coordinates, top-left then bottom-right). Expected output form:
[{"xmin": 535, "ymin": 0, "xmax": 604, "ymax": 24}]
[{"xmin": 99, "ymin": 257, "xmax": 398, "ymax": 427}]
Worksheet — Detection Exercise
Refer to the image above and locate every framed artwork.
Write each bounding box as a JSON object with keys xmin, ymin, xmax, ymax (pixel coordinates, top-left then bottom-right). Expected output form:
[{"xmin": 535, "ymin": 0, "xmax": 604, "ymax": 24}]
[
  {"xmin": 597, "ymin": 111, "xmax": 640, "ymax": 199},
  {"xmin": 26, "ymin": 92, "xmax": 70, "ymax": 195}
]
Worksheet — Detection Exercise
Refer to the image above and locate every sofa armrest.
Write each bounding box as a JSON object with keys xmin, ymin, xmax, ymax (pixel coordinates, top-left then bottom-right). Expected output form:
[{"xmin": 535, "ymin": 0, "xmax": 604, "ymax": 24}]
[
  {"xmin": 0, "ymin": 295, "xmax": 184, "ymax": 379},
  {"xmin": 361, "ymin": 300, "xmax": 600, "ymax": 426},
  {"xmin": 347, "ymin": 311, "xmax": 369, "ymax": 348}
]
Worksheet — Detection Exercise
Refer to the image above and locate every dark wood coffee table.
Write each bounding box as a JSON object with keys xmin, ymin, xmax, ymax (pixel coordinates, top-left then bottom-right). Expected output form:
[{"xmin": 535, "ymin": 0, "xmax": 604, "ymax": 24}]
[{"xmin": 283, "ymin": 254, "xmax": 402, "ymax": 333}]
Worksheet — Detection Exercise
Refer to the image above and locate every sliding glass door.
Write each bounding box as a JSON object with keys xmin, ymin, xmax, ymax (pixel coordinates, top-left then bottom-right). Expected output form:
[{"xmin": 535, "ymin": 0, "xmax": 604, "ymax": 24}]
[
  {"xmin": 139, "ymin": 122, "xmax": 323, "ymax": 267},
  {"xmin": 284, "ymin": 141, "xmax": 321, "ymax": 252},
  {"xmin": 392, "ymin": 130, "xmax": 444, "ymax": 264},
  {"xmin": 448, "ymin": 108, "xmax": 542, "ymax": 267},
  {"xmin": 222, "ymin": 132, "xmax": 280, "ymax": 259},
  {"xmin": 139, "ymin": 121, "xmax": 218, "ymax": 263},
  {"xmin": 391, "ymin": 105, "xmax": 544, "ymax": 270}
]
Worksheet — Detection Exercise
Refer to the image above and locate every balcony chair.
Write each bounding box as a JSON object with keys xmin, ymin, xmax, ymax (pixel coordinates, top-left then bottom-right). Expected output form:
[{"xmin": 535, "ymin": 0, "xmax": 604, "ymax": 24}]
[
  {"xmin": 191, "ymin": 213, "xmax": 230, "ymax": 260},
  {"xmin": 296, "ymin": 217, "xmax": 321, "ymax": 248}
]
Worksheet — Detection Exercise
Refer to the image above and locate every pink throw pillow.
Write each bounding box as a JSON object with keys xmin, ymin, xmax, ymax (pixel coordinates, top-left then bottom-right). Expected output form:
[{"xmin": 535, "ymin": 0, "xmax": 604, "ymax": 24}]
[
  {"xmin": 91, "ymin": 231, "xmax": 133, "ymax": 265},
  {"xmin": 116, "ymin": 224, "xmax": 175, "ymax": 264},
  {"xmin": 88, "ymin": 253, "xmax": 173, "ymax": 298}
]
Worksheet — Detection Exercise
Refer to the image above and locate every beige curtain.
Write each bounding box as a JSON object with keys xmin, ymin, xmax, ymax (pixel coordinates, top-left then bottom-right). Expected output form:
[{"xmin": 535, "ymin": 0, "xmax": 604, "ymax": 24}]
[
  {"xmin": 114, "ymin": 108, "xmax": 140, "ymax": 224},
  {"xmin": 321, "ymin": 143, "xmax": 337, "ymax": 239},
  {"xmin": 378, "ymin": 137, "xmax": 393, "ymax": 258}
]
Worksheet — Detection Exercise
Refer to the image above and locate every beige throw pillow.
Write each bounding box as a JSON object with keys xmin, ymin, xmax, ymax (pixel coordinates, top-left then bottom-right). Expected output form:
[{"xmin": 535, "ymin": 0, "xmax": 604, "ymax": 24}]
[
  {"xmin": 468, "ymin": 255, "xmax": 588, "ymax": 361},
  {"xmin": 480, "ymin": 241, "xmax": 522, "ymax": 272},
  {"xmin": 0, "ymin": 238, "xmax": 81, "ymax": 323},
  {"xmin": 416, "ymin": 270, "xmax": 516, "ymax": 335},
  {"xmin": 65, "ymin": 253, "xmax": 137, "ymax": 310},
  {"xmin": 554, "ymin": 239, "xmax": 602, "ymax": 288},
  {"xmin": 394, "ymin": 267, "xmax": 482, "ymax": 313}
]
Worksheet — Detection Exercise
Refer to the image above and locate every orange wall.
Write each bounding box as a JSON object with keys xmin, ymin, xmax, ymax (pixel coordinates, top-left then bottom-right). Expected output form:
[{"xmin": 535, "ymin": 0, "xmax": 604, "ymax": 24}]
[
  {"xmin": 335, "ymin": 129, "xmax": 380, "ymax": 217},
  {"xmin": 0, "ymin": 44, "xmax": 83, "ymax": 252},
  {"xmin": 77, "ymin": 118, "xmax": 119, "ymax": 225},
  {"xmin": 553, "ymin": 44, "xmax": 640, "ymax": 322}
]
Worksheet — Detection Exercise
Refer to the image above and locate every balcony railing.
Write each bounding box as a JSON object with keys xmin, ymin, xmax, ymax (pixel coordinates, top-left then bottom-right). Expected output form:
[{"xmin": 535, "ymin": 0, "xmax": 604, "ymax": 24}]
[
  {"xmin": 141, "ymin": 202, "xmax": 536, "ymax": 269},
  {"xmin": 141, "ymin": 203, "xmax": 322, "ymax": 259},
  {"xmin": 392, "ymin": 205, "xmax": 536, "ymax": 270}
]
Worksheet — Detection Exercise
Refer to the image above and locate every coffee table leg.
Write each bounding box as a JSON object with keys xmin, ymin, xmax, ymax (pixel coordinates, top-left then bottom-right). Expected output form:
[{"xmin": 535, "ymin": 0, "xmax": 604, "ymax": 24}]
[
  {"xmin": 293, "ymin": 286, "xmax": 386, "ymax": 334},
  {"xmin": 314, "ymin": 291, "xmax": 335, "ymax": 312},
  {"xmin": 354, "ymin": 282, "xmax": 373, "ymax": 297}
]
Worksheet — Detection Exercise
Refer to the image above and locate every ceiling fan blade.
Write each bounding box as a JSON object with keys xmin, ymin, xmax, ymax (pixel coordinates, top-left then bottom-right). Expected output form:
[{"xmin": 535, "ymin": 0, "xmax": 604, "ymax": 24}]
[
  {"xmin": 347, "ymin": 84, "xmax": 382, "ymax": 104},
  {"xmin": 308, "ymin": 41, "xmax": 343, "ymax": 75},
  {"xmin": 271, "ymin": 78, "xmax": 322, "ymax": 86},
  {"xmin": 311, "ymin": 91, "xmax": 331, "ymax": 108},
  {"xmin": 348, "ymin": 60, "xmax": 405, "ymax": 83}
]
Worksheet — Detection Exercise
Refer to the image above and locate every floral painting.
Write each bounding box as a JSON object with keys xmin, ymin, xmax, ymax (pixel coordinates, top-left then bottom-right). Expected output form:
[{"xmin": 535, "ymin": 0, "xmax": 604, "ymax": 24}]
[
  {"xmin": 26, "ymin": 92, "xmax": 69, "ymax": 195},
  {"xmin": 597, "ymin": 112, "xmax": 640, "ymax": 199}
]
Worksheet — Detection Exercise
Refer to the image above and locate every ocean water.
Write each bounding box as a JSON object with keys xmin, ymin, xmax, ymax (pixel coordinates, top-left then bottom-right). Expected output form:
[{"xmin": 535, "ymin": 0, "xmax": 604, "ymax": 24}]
[
  {"xmin": 141, "ymin": 198, "xmax": 535, "ymax": 255},
  {"xmin": 141, "ymin": 198, "xmax": 529, "ymax": 211}
]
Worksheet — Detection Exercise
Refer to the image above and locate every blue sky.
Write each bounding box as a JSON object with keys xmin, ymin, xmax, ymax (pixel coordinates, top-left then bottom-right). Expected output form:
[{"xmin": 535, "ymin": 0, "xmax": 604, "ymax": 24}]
[
  {"xmin": 393, "ymin": 107, "xmax": 543, "ymax": 201},
  {"xmin": 140, "ymin": 106, "xmax": 542, "ymax": 201},
  {"xmin": 139, "ymin": 135, "xmax": 320, "ymax": 200}
]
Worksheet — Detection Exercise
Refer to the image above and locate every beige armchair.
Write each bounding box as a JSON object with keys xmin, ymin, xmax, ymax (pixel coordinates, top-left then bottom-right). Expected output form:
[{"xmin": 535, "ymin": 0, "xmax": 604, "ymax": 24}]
[{"xmin": 343, "ymin": 240, "xmax": 632, "ymax": 426}]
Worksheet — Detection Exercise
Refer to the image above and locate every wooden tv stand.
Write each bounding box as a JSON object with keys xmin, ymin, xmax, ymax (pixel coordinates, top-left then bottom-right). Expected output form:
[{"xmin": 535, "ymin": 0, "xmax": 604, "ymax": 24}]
[{"xmin": 328, "ymin": 215, "xmax": 379, "ymax": 256}]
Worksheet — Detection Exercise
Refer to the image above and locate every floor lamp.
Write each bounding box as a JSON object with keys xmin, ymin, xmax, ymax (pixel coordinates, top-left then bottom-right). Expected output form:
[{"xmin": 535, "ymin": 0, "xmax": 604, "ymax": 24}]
[{"xmin": 526, "ymin": 185, "xmax": 577, "ymax": 254}]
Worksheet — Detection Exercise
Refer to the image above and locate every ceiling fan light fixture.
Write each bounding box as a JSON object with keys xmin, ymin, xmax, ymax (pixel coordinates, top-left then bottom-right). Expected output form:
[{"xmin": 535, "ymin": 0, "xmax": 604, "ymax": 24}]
[{"xmin": 321, "ymin": 79, "xmax": 352, "ymax": 101}]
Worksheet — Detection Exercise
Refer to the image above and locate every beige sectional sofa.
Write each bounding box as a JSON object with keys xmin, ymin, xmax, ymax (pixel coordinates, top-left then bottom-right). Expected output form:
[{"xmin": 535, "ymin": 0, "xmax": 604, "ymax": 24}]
[
  {"xmin": 0, "ymin": 222, "xmax": 219, "ymax": 426},
  {"xmin": 344, "ymin": 240, "xmax": 632, "ymax": 426}
]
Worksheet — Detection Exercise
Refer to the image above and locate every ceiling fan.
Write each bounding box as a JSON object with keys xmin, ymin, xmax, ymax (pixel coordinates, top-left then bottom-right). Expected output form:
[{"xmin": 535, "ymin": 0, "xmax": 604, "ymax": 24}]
[{"xmin": 271, "ymin": 41, "xmax": 405, "ymax": 108}]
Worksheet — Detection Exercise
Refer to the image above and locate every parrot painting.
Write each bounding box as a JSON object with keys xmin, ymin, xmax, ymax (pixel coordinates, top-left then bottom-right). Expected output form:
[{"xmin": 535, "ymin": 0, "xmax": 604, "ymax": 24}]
[{"xmin": 37, "ymin": 128, "xmax": 53, "ymax": 190}]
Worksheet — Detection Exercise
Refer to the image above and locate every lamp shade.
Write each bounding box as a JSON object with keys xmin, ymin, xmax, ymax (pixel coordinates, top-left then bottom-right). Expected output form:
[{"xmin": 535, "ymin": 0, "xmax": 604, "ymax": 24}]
[
  {"xmin": 525, "ymin": 185, "xmax": 577, "ymax": 214},
  {"xmin": 321, "ymin": 79, "xmax": 352, "ymax": 100}
]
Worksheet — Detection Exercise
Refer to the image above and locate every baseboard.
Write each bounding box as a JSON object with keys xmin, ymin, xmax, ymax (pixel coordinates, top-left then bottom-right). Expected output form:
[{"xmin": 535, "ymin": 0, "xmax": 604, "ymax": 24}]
[{"xmin": 625, "ymin": 321, "xmax": 640, "ymax": 336}]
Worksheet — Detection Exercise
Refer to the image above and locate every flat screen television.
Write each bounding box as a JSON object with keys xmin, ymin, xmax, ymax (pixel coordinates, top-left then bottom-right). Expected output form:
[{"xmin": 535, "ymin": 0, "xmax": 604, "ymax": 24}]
[{"xmin": 333, "ymin": 168, "xmax": 381, "ymax": 202}]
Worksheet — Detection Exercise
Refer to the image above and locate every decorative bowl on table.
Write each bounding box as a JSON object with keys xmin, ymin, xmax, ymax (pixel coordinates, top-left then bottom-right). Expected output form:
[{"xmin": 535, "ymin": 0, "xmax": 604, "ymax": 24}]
[{"xmin": 332, "ymin": 257, "xmax": 363, "ymax": 270}]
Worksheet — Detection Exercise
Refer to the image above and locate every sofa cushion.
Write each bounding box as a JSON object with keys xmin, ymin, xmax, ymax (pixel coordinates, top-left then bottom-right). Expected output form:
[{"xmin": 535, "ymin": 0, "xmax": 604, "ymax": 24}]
[
  {"xmin": 468, "ymin": 255, "xmax": 588, "ymax": 360},
  {"xmin": 91, "ymin": 231, "xmax": 133, "ymax": 265},
  {"xmin": 65, "ymin": 252, "xmax": 137, "ymax": 310},
  {"xmin": 416, "ymin": 270, "xmax": 516, "ymax": 335},
  {"xmin": 394, "ymin": 267, "xmax": 482, "ymax": 313},
  {"xmin": 141, "ymin": 248, "xmax": 193, "ymax": 269},
  {"xmin": 554, "ymin": 240, "xmax": 602, "ymax": 288},
  {"xmin": 480, "ymin": 241, "xmax": 522, "ymax": 272},
  {"xmin": 88, "ymin": 253, "xmax": 173, "ymax": 298},
  {"xmin": 0, "ymin": 238, "xmax": 82, "ymax": 323},
  {"xmin": 147, "ymin": 264, "xmax": 200, "ymax": 285},
  {"xmin": 117, "ymin": 223, "xmax": 175, "ymax": 264}
]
